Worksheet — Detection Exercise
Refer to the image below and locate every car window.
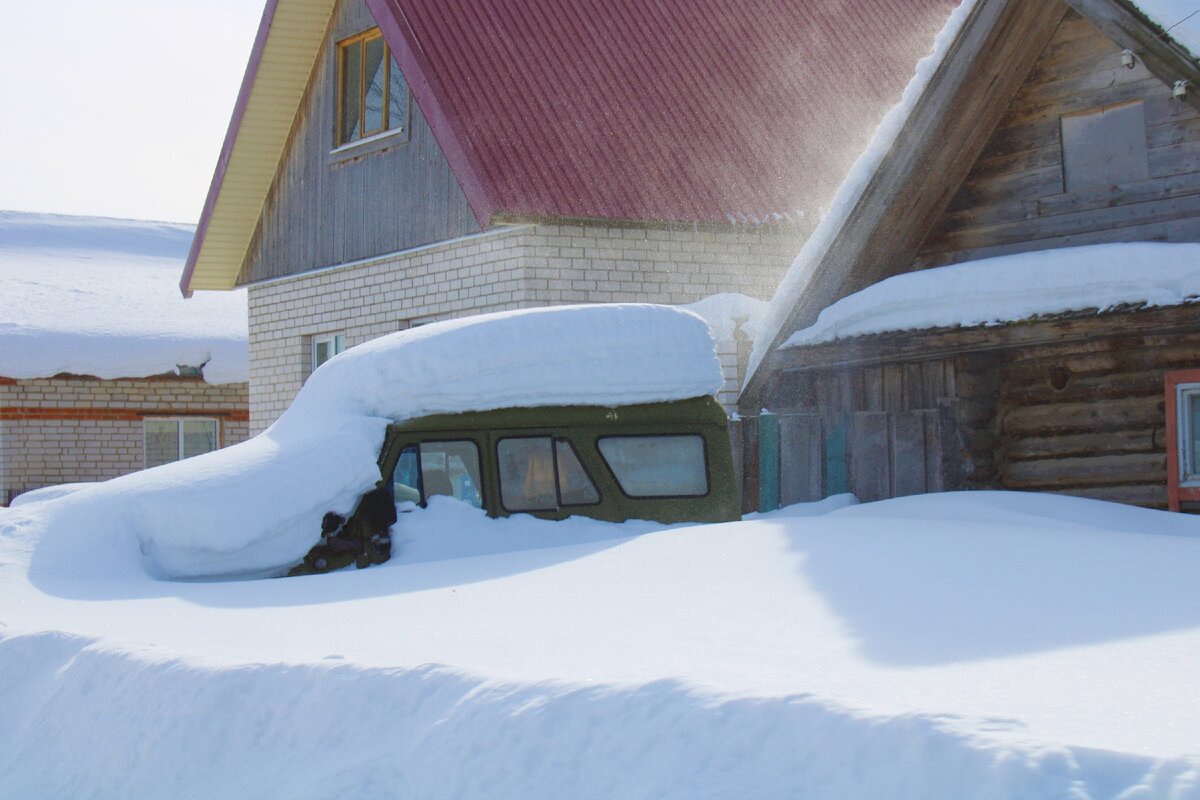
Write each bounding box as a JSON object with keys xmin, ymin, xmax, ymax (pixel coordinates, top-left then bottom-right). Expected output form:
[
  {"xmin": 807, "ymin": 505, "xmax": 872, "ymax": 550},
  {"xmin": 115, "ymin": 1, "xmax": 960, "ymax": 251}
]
[
  {"xmin": 498, "ymin": 437, "xmax": 601, "ymax": 512},
  {"xmin": 598, "ymin": 435, "xmax": 708, "ymax": 497},
  {"xmin": 498, "ymin": 438, "xmax": 557, "ymax": 511},
  {"xmin": 556, "ymin": 440, "xmax": 599, "ymax": 506},
  {"xmin": 393, "ymin": 440, "xmax": 483, "ymax": 508}
]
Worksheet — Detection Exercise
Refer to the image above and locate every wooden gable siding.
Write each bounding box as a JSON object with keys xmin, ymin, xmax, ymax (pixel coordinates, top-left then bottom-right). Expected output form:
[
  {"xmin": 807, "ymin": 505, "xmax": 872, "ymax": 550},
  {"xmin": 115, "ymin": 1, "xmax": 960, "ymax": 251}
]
[
  {"xmin": 237, "ymin": 0, "xmax": 479, "ymax": 286},
  {"xmin": 914, "ymin": 9, "xmax": 1200, "ymax": 269}
]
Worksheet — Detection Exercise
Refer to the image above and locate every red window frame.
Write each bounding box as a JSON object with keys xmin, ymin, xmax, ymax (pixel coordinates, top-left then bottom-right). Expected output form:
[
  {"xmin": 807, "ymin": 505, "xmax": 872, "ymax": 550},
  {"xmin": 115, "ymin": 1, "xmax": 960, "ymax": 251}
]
[{"xmin": 1165, "ymin": 369, "xmax": 1200, "ymax": 512}]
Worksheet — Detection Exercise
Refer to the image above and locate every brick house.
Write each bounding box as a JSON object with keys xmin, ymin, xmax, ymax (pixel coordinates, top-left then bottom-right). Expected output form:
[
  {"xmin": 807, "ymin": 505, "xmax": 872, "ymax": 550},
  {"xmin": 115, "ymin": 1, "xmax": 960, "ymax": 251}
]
[
  {"xmin": 180, "ymin": 0, "xmax": 956, "ymax": 432},
  {"xmin": 0, "ymin": 212, "xmax": 250, "ymax": 505},
  {"xmin": 741, "ymin": 0, "xmax": 1200, "ymax": 512}
]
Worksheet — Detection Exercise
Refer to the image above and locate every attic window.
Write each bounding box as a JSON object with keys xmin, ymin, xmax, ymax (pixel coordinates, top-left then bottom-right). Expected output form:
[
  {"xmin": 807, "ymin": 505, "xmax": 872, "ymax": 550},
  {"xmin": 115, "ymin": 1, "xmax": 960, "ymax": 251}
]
[
  {"xmin": 1060, "ymin": 101, "xmax": 1149, "ymax": 192},
  {"xmin": 336, "ymin": 29, "xmax": 408, "ymax": 147}
]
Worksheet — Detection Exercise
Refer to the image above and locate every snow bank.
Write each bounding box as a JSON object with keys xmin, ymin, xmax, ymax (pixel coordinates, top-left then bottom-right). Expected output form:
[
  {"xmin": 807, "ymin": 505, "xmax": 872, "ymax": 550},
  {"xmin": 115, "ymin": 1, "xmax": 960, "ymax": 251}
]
[
  {"xmin": 16, "ymin": 304, "xmax": 723, "ymax": 580},
  {"xmin": 746, "ymin": 1, "xmax": 979, "ymax": 384},
  {"xmin": 784, "ymin": 242, "xmax": 1200, "ymax": 347},
  {"xmin": 4, "ymin": 491, "xmax": 1200, "ymax": 797},
  {"xmin": 0, "ymin": 211, "xmax": 247, "ymax": 383}
]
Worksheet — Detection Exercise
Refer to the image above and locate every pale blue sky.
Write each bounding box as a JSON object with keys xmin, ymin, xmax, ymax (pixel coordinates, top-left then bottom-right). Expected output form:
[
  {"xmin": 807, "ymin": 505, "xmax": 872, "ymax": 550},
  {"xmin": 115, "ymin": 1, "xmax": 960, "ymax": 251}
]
[{"xmin": 0, "ymin": 0, "xmax": 263, "ymax": 224}]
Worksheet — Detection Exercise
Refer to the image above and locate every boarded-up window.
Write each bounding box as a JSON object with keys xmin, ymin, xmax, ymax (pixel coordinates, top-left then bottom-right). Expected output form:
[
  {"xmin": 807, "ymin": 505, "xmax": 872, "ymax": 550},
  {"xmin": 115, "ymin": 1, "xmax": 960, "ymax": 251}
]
[{"xmin": 1061, "ymin": 101, "xmax": 1149, "ymax": 191}]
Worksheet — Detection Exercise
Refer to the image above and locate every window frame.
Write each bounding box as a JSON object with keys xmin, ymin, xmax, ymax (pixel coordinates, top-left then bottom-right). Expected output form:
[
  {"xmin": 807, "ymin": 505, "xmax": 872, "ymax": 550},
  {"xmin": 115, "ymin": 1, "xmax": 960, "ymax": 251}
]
[
  {"xmin": 390, "ymin": 439, "xmax": 485, "ymax": 511},
  {"xmin": 333, "ymin": 27, "xmax": 409, "ymax": 150},
  {"xmin": 311, "ymin": 332, "xmax": 346, "ymax": 374},
  {"xmin": 1167, "ymin": 370, "xmax": 1200, "ymax": 511},
  {"xmin": 143, "ymin": 417, "xmax": 221, "ymax": 469}
]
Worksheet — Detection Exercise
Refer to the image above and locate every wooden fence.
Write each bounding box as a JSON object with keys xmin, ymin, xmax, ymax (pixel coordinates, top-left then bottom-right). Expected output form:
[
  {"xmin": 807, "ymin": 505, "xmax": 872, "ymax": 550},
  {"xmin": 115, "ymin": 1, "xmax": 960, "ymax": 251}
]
[{"xmin": 733, "ymin": 407, "xmax": 960, "ymax": 512}]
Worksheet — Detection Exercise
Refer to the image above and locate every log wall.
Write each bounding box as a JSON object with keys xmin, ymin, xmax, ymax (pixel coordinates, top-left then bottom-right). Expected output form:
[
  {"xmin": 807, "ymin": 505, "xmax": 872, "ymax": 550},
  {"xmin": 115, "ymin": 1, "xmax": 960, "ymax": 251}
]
[{"xmin": 915, "ymin": 9, "xmax": 1200, "ymax": 269}]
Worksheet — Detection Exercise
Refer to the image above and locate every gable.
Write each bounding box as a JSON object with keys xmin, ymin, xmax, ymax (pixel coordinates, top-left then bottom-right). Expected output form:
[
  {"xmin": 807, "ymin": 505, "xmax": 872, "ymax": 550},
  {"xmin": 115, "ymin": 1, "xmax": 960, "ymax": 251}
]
[
  {"xmin": 237, "ymin": 0, "xmax": 479, "ymax": 285},
  {"xmin": 743, "ymin": 0, "xmax": 1200, "ymax": 407},
  {"xmin": 913, "ymin": 9, "xmax": 1200, "ymax": 271}
]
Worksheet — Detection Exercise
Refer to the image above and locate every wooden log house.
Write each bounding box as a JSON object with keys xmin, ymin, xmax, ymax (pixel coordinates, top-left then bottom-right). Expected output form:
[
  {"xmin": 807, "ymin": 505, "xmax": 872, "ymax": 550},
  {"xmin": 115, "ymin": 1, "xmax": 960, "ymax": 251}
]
[{"xmin": 741, "ymin": 0, "xmax": 1200, "ymax": 512}]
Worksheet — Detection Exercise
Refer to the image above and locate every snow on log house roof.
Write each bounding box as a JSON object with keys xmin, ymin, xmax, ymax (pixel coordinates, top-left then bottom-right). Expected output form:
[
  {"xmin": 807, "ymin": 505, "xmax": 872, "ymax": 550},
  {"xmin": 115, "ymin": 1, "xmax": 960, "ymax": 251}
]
[
  {"xmin": 181, "ymin": 0, "xmax": 958, "ymax": 294},
  {"xmin": 742, "ymin": 0, "xmax": 1200, "ymax": 403},
  {"xmin": 0, "ymin": 212, "xmax": 248, "ymax": 384}
]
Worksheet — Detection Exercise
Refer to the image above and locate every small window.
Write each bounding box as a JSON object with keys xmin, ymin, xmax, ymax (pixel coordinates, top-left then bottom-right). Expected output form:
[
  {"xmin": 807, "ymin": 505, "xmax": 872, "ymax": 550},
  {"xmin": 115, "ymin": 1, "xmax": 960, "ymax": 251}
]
[
  {"xmin": 1166, "ymin": 371, "xmax": 1200, "ymax": 511},
  {"xmin": 144, "ymin": 418, "xmax": 219, "ymax": 468},
  {"xmin": 336, "ymin": 29, "xmax": 409, "ymax": 147},
  {"xmin": 497, "ymin": 437, "xmax": 601, "ymax": 512},
  {"xmin": 311, "ymin": 333, "xmax": 345, "ymax": 373},
  {"xmin": 1061, "ymin": 101, "xmax": 1149, "ymax": 192},
  {"xmin": 392, "ymin": 441, "xmax": 483, "ymax": 509},
  {"xmin": 598, "ymin": 435, "xmax": 708, "ymax": 498}
]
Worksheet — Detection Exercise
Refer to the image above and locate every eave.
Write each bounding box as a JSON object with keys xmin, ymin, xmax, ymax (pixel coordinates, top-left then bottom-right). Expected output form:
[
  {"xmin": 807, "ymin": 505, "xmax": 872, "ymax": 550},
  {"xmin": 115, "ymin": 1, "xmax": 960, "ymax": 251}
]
[{"xmin": 180, "ymin": 0, "xmax": 336, "ymax": 296}]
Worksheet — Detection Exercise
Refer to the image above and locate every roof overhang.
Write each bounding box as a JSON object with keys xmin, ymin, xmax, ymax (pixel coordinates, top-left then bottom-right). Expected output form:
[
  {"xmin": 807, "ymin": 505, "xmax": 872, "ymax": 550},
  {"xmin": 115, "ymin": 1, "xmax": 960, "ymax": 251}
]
[{"xmin": 180, "ymin": 0, "xmax": 335, "ymax": 296}]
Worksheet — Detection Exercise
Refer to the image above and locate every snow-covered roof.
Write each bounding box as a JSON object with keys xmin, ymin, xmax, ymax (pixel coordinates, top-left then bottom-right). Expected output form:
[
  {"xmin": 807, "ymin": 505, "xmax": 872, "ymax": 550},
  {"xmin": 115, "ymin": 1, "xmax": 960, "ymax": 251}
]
[
  {"xmin": 784, "ymin": 242, "xmax": 1200, "ymax": 347},
  {"xmin": 747, "ymin": 0, "xmax": 1200, "ymax": 392},
  {"xmin": 10, "ymin": 304, "xmax": 723, "ymax": 580},
  {"xmin": 1131, "ymin": 0, "xmax": 1200, "ymax": 59},
  {"xmin": 0, "ymin": 211, "xmax": 247, "ymax": 384}
]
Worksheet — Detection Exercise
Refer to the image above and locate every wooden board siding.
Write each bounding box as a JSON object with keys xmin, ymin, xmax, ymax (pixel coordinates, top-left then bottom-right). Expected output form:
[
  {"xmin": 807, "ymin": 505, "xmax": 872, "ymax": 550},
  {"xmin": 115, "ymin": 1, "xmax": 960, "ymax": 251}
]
[
  {"xmin": 915, "ymin": 9, "xmax": 1200, "ymax": 269},
  {"xmin": 238, "ymin": 0, "xmax": 480, "ymax": 286}
]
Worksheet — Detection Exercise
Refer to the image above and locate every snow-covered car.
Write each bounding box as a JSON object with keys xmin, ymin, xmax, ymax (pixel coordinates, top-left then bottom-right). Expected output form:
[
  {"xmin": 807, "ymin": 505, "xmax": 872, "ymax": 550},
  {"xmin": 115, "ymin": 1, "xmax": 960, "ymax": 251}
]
[{"xmin": 29, "ymin": 304, "xmax": 734, "ymax": 581}]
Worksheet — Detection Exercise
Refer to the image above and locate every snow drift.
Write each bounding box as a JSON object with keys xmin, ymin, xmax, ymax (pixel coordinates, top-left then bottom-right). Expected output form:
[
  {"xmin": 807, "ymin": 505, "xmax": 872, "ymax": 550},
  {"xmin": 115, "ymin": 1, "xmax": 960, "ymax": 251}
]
[
  {"xmin": 0, "ymin": 211, "xmax": 248, "ymax": 383},
  {"xmin": 14, "ymin": 304, "xmax": 724, "ymax": 580}
]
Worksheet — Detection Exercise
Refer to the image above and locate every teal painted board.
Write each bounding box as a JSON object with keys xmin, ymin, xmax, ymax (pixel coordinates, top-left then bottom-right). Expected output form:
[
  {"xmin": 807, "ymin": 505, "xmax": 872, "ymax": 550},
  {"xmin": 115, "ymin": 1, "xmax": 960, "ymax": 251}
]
[
  {"xmin": 758, "ymin": 413, "xmax": 780, "ymax": 512},
  {"xmin": 823, "ymin": 415, "xmax": 848, "ymax": 497}
]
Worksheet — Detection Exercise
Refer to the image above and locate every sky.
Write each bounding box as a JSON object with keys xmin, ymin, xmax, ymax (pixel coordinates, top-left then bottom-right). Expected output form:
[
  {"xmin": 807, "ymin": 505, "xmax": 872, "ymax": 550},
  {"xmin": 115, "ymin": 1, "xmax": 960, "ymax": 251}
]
[{"xmin": 0, "ymin": 0, "xmax": 263, "ymax": 224}]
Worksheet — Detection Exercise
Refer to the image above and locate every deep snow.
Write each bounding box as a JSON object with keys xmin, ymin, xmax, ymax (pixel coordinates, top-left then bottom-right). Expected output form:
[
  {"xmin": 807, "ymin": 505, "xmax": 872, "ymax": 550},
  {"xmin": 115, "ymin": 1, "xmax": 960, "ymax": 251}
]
[
  {"xmin": 0, "ymin": 211, "xmax": 247, "ymax": 383},
  {"xmin": 1, "ymin": 491, "xmax": 1200, "ymax": 798}
]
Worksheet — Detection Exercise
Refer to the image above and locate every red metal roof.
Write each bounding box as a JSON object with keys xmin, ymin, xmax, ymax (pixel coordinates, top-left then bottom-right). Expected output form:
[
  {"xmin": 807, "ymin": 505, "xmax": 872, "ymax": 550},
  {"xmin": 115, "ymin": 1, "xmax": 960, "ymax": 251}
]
[{"xmin": 367, "ymin": 0, "xmax": 960, "ymax": 226}]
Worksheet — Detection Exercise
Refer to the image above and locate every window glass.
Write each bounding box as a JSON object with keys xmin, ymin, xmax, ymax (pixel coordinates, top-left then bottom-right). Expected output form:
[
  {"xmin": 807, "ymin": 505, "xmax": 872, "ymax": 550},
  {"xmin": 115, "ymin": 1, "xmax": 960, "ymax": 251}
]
[
  {"xmin": 145, "ymin": 420, "xmax": 179, "ymax": 469},
  {"xmin": 1188, "ymin": 391, "xmax": 1200, "ymax": 480},
  {"xmin": 419, "ymin": 441, "xmax": 482, "ymax": 508},
  {"xmin": 181, "ymin": 419, "xmax": 219, "ymax": 459},
  {"xmin": 556, "ymin": 440, "xmax": 599, "ymax": 506},
  {"xmin": 145, "ymin": 418, "xmax": 220, "ymax": 468},
  {"xmin": 312, "ymin": 333, "xmax": 345, "ymax": 373},
  {"xmin": 498, "ymin": 438, "xmax": 557, "ymax": 511},
  {"xmin": 393, "ymin": 446, "xmax": 422, "ymax": 504},
  {"xmin": 388, "ymin": 56, "xmax": 408, "ymax": 132},
  {"xmin": 340, "ymin": 39, "xmax": 362, "ymax": 144},
  {"xmin": 598, "ymin": 435, "xmax": 708, "ymax": 497},
  {"xmin": 363, "ymin": 36, "xmax": 387, "ymax": 135}
]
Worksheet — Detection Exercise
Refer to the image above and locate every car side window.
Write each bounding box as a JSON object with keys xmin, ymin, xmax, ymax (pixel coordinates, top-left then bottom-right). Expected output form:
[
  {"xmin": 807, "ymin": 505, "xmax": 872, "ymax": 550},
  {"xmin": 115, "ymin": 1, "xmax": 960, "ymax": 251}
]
[
  {"xmin": 497, "ymin": 437, "xmax": 600, "ymax": 512},
  {"xmin": 597, "ymin": 435, "xmax": 708, "ymax": 497},
  {"xmin": 393, "ymin": 441, "xmax": 483, "ymax": 509}
]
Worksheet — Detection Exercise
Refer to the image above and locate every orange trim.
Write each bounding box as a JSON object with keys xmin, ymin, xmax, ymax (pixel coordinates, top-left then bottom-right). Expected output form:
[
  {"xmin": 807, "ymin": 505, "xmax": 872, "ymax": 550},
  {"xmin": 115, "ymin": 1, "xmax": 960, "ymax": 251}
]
[
  {"xmin": 0, "ymin": 377, "xmax": 15, "ymax": 386},
  {"xmin": 1165, "ymin": 369, "xmax": 1200, "ymax": 512},
  {"xmin": 0, "ymin": 407, "xmax": 249, "ymax": 422}
]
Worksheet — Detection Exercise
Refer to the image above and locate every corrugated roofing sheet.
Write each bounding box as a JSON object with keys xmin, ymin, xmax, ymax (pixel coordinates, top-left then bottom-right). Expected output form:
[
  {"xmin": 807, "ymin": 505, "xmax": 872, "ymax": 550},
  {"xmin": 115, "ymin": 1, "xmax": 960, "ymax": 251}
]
[{"xmin": 370, "ymin": 0, "xmax": 960, "ymax": 225}]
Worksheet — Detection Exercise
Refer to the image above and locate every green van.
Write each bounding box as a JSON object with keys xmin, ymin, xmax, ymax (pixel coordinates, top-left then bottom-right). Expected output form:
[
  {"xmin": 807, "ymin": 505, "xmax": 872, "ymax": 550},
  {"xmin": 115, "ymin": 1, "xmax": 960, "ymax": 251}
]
[{"xmin": 292, "ymin": 395, "xmax": 738, "ymax": 574}]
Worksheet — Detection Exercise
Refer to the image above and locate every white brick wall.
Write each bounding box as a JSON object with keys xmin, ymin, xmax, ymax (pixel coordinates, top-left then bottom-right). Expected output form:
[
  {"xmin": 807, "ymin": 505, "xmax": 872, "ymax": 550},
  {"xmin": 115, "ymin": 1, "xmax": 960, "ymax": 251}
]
[
  {"xmin": 1, "ymin": 377, "xmax": 249, "ymax": 504},
  {"xmin": 247, "ymin": 222, "xmax": 804, "ymax": 431}
]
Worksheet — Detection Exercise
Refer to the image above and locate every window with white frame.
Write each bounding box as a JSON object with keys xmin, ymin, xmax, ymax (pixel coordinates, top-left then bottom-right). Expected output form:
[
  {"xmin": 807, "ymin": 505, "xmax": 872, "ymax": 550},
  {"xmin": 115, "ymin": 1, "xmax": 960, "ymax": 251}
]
[
  {"xmin": 144, "ymin": 418, "xmax": 220, "ymax": 468},
  {"xmin": 311, "ymin": 332, "xmax": 346, "ymax": 373},
  {"xmin": 1176, "ymin": 382, "xmax": 1200, "ymax": 486}
]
